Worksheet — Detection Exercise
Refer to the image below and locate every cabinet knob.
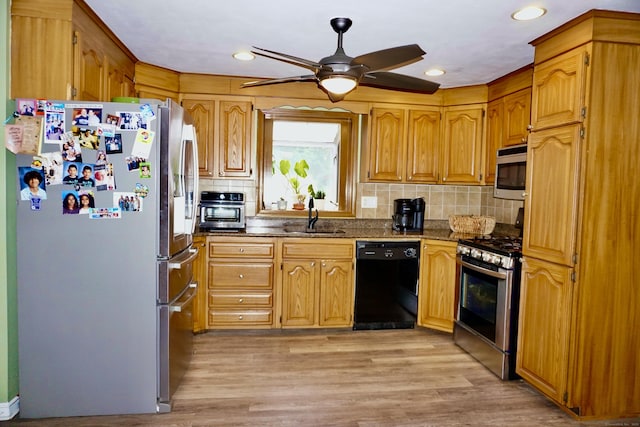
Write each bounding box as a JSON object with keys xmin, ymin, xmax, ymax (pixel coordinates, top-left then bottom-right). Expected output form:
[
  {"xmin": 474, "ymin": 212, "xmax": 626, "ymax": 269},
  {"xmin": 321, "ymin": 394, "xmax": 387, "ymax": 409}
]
[
  {"xmin": 442, "ymin": 176, "xmax": 447, "ymax": 182},
  {"xmin": 238, "ymin": 315, "xmax": 243, "ymax": 320},
  {"xmin": 238, "ymin": 298, "xmax": 244, "ymax": 303},
  {"xmin": 239, "ymin": 248, "xmax": 245, "ymax": 253},
  {"xmin": 522, "ymin": 192, "xmax": 528, "ymax": 197},
  {"xmin": 310, "ymin": 261, "xmax": 315, "ymax": 267},
  {"xmin": 239, "ymin": 274, "xmax": 244, "ymax": 279}
]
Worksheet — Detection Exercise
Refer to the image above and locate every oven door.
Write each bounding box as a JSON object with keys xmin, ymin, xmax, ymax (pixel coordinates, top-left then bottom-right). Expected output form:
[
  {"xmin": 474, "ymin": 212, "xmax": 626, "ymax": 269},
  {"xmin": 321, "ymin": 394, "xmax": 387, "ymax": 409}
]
[
  {"xmin": 456, "ymin": 258, "xmax": 513, "ymax": 351},
  {"xmin": 200, "ymin": 203, "xmax": 245, "ymax": 229}
]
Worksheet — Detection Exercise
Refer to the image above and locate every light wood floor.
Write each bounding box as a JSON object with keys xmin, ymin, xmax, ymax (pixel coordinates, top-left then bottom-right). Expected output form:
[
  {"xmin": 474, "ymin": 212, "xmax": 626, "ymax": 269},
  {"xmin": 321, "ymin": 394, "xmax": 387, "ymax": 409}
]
[{"xmin": 7, "ymin": 328, "xmax": 639, "ymax": 426}]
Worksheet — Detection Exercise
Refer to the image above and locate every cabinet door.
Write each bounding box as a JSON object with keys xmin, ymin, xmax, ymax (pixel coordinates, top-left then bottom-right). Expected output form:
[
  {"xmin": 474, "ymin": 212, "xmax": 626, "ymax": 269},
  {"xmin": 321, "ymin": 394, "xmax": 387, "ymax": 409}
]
[
  {"xmin": 531, "ymin": 45, "xmax": 590, "ymax": 131},
  {"xmin": 523, "ymin": 125, "xmax": 581, "ymax": 266},
  {"xmin": 73, "ymin": 31, "xmax": 105, "ymax": 101},
  {"xmin": 183, "ymin": 98, "xmax": 215, "ymax": 177},
  {"xmin": 442, "ymin": 106, "xmax": 484, "ymax": 184},
  {"xmin": 503, "ymin": 87, "xmax": 531, "ymax": 146},
  {"xmin": 11, "ymin": 8, "xmax": 74, "ymax": 99},
  {"xmin": 219, "ymin": 101, "xmax": 252, "ymax": 178},
  {"xmin": 516, "ymin": 257, "xmax": 573, "ymax": 404},
  {"xmin": 406, "ymin": 108, "xmax": 440, "ymax": 183},
  {"xmin": 319, "ymin": 260, "xmax": 353, "ymax": 327},
  {"xmin": 368, "ymin": 108, "xmax": 405, "ymax": 181},
  {"xmin": 281, "ymin": 260, "xmax": 316, "ymax": 327},
  {"xmin": 192, "ymin": 237, "xmax": 208, "ymax": 333},
  {"xmin": 484, "ymin": 99, "xmax": 504, "ymax": 184},
  {"xmin": 417, "ymin": 240, "xmax": 457, "ymax": 332}
]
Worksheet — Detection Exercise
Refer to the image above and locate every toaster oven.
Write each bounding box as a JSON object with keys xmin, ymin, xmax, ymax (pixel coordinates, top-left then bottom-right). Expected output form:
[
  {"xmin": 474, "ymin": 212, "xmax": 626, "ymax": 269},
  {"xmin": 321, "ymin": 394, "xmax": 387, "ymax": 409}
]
[{"xmin": 198, "ymin": 191, "xmax": 245, "ymax": 231}]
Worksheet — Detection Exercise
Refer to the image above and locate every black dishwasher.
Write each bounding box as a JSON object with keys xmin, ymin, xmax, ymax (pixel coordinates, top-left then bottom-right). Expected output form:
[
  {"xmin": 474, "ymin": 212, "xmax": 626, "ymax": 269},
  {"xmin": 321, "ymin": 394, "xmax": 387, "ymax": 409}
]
[{"xmin": 354, "ymin": 241, "xmax": 420, "ymax": 330}]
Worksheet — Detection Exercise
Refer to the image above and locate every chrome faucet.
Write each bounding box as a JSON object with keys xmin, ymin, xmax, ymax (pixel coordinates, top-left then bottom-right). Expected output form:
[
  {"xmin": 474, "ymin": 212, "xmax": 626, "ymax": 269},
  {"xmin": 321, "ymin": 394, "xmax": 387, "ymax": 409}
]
[{"xmin": 308, "ymin": 197, "xmax": 319, "ymax": 230}]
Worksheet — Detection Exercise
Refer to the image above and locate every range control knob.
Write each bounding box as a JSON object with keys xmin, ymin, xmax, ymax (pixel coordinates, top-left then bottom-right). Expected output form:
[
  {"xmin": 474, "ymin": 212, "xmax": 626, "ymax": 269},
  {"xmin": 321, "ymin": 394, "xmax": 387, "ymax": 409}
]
[
  {"xmin": 457, "ymin": 245, "xmax": 471, "ymax": 256},
  {"xmin": 491, "ymin": 255, "xmax": 503, "ymax": 266},
  {"xmin": 470, "ymin": 248, "xmax": 482, "ymax": 259},
  {"xmin": 481, "ymin": 252, "xmax": 493, "ymax": 262}
]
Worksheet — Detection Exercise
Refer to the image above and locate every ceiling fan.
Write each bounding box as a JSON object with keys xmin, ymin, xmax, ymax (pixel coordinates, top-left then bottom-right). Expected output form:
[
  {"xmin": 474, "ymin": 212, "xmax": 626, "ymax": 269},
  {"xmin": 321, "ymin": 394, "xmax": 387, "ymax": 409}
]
[{"xmin": 241, "ymin": 17, "xmax": 440, "ymax": 102}]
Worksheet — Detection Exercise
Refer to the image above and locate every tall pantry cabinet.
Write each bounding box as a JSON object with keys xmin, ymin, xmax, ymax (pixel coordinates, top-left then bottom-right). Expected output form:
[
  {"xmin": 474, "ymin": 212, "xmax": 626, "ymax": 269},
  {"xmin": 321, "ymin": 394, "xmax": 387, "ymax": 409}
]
[{"xmin": 516, "ymin": 10, "xmax": 640, "ymax": 419}]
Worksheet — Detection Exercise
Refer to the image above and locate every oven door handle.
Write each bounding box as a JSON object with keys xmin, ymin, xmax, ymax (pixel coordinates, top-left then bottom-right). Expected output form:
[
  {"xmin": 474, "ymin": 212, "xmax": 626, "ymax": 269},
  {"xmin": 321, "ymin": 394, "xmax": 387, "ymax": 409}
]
[{"xmin": 459, "ymin": 259, "xmax": 507, "ymax": 280}]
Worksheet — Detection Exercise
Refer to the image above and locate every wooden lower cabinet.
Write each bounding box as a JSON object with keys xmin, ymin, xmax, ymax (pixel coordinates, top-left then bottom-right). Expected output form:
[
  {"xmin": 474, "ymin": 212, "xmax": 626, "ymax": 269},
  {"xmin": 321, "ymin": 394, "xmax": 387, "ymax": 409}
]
[
  {"xmin": 192, "ymin": 237, "xmax": 208, "ymax": 333},
  {"xmin": 516, "ymin": 257, "xmax": 573, "ymax": 405},
  {"xmin": 417, "ymin": 239, "xmax": 457, "ymax": 332},
  {"xmin": 280, "ymin": 239, "xmax": 354, "ymax": 328},
  {"xmin": 207, "ymin": 237, "xmax": 275, "ymax": 328}
]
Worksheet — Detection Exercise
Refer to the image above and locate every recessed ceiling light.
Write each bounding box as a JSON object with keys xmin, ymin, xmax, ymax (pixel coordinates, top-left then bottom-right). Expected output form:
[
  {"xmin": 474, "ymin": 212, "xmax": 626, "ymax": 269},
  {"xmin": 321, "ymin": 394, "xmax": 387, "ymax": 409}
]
[
  {"xmin": 233, "ymin": 51, "xmax": 255, "ymax": 61},
  {"xmin": 425, "ymin": 68, "xmax": 445, "ymax": 77},
  {"xmin": 511, "ymin": 6, "xmax": 547, "ymax": 21}
]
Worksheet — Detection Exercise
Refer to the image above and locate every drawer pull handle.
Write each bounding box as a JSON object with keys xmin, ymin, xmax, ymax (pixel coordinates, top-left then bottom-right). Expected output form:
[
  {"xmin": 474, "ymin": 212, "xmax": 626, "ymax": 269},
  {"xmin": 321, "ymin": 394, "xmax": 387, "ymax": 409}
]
[
  {"xmin": 238, "ymin": 315, "xmax": 243, "ymax": 320},
  {"xmin": 238, "ymin": 298, "xmax": 244, "ymax": 303},
  {"xmin": 239, "ymin": 248, "xmax": 245, "ymax": 253},
  {"xmin": 239, "ymin": 274, "xmax": 244, "ymax": 279}
]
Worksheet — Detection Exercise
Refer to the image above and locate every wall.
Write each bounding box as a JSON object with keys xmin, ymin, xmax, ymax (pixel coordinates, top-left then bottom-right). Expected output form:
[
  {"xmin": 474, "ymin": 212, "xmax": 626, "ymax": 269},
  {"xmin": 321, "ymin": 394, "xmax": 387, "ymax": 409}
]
[
  {"xmin": 199, "ymin": 178, "xmax": 523, "ymax": 225},
  {"xmin": 0, "ymin": 0, "xmax": 20, "ymax": 420}
]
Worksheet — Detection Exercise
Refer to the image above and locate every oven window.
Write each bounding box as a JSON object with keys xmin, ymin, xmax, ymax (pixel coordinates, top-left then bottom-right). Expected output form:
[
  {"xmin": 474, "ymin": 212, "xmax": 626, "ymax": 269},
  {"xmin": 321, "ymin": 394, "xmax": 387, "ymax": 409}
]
[
  {"xmin": 459, "ymin": 266, "xmax": 499, "ymax": 341},
  {"xmin": 204, "ymin": 206, "xmax": 241, "ymax": 222}
]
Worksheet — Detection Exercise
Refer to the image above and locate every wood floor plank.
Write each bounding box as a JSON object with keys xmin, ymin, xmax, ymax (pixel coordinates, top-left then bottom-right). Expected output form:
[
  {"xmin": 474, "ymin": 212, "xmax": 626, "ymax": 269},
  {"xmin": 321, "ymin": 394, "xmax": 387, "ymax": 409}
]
[{"xmin": 6, "ymin": 328, "xmax": 640, "ymax": 426}]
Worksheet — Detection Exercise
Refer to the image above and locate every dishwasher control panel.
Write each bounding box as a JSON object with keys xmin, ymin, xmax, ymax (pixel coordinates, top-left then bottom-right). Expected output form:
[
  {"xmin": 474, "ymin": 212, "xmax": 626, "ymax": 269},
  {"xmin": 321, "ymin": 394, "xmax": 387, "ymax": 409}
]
[{"xmin": 356, "ymin": 241, "xmax": 420, "ymax": 260}]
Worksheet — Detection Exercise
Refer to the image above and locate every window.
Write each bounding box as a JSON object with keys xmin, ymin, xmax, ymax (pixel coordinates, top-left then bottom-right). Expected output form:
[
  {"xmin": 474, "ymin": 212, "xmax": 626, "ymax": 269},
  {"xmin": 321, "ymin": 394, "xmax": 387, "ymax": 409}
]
[{"xmin": 257, "ymin": 108, "xmax": 360, "ymax": 217}]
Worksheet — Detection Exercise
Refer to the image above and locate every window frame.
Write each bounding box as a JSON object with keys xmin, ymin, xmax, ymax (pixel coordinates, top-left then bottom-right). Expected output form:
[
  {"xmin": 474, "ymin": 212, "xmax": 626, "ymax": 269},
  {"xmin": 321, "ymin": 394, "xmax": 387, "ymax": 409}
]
[{"xmin": 257, "ymin": 108, "xmax": 360, "ymax": 217}]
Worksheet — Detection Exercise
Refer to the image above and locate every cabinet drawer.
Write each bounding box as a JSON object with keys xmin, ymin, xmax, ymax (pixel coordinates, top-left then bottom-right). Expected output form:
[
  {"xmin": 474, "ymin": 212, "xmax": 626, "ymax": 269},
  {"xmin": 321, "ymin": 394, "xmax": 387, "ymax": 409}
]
[
  {"xmin": 208, "ymin": 262, "xmax": 273, "ymax": 289},
  {"xmin": 209, "ymin": 290, "xmax": 273, "ymax": 307},
  {"xmin": 282, "ymin": 241, "xmax": 354, "ymax": 259},
  {"xmin": 208, "ymin": 309, "xmax": 273, "ymax": 326},
  {"xmin": 209, "ymin": 242, "xmax": 274, "ymax": 258}
]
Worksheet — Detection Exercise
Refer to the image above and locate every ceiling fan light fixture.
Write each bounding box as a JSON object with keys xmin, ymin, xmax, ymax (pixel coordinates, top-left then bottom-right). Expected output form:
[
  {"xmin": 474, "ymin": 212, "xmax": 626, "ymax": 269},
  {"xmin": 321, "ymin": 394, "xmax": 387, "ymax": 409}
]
[
  {"xmin": 511, "ymin": 6, "xmax": 547, "ymax": 21},
  {"xmin": 319, "ymin": 76, "xmax": 357, "ymax": 95},
  {"xmin": 425, "ymin": 68, "xmax": 445, "ymax": 77},
  {"xmin": 233, "ymin": 51, "xmax": 255, "ymax": 61}
]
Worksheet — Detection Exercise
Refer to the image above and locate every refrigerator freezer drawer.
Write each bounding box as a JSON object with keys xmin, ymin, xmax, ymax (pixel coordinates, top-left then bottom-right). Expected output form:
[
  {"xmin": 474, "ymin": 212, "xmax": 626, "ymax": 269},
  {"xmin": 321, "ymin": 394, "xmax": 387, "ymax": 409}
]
[{"xmin": 157, "ymin": 282, "xmax": 196, "ymax": 412}]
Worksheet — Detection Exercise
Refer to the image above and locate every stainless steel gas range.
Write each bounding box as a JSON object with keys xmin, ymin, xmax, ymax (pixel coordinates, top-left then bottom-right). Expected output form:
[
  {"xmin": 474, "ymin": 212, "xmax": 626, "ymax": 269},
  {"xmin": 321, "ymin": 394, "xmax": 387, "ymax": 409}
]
[{"xmin": 453, "ymin": 235, "xmax": 523, "ymax": 380}]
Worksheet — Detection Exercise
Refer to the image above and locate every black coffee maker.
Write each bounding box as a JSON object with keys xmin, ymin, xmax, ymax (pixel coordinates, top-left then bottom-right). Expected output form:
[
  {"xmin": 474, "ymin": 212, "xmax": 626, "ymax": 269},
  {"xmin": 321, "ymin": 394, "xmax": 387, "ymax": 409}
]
[{"xmin": 392, "ymin": 198, "xmax": 425, "ymax": 231}]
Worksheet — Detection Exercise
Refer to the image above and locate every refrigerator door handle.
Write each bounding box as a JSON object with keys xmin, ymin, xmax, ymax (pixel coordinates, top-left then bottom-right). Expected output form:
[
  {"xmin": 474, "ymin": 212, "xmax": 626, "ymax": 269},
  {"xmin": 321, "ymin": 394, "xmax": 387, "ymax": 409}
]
[
  {"xmin": 168, "ymin": 247, "xmax": 199, "ymax": 270},
  {"xmin": 169, "ymin": 283, "xmax": 197, "ymax": 313}
]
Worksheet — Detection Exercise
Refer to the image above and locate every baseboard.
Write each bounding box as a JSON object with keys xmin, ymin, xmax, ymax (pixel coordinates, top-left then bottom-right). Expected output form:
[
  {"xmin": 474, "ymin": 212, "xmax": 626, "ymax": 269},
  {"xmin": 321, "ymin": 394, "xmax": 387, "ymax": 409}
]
[{"xmin": 0, "ymin": 396, "xmax": 19, "ymax": 420}]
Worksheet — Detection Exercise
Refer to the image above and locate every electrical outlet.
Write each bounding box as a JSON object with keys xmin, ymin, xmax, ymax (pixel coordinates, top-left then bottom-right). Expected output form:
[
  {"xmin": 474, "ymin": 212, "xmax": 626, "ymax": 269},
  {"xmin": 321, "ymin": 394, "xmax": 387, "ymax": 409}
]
[{"xmin": 361, "ymin": 196, "xmax": 377, "ymax": 208}]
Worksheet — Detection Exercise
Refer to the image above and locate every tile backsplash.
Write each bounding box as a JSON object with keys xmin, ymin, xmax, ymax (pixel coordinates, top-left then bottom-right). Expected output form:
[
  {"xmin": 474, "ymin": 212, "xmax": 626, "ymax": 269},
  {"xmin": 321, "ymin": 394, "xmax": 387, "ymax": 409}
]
[{"xmin": 199, "ymin": 179, "xmax": 523, "ymax": 225}]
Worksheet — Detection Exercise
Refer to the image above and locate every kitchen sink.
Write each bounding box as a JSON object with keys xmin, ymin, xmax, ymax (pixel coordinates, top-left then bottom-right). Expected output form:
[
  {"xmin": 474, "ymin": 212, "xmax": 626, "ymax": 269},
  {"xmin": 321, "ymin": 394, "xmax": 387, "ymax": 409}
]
[{"xmin": 283, "ymin": 227, "xmax": 346, "ymax": 235}]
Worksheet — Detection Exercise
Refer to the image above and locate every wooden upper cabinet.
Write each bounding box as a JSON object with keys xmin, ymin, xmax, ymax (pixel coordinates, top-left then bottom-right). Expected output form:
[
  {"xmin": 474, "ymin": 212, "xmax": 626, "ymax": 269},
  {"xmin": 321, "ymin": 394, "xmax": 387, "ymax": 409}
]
[
  {"xmin": 218, "ymin": 100, "xmax": 252, "ymax": 178},
  {"xmin": 367, "ymin": 107, "xmax": 406, "ymax": 182},
  {"xmin": 11, "ymin": 1, "xmax": 74, "ymax": 99},
  {"xmin": 484, "ymin": 99, "xmax": 504, "ymax": 184},
  {"xmin": 73, "ymin": 32, "xmax": 104, "ymax": 101},
  {"xmin": 11, "ymin": 0, "xmax": 136, "ymax": 101},
  {"xmin": 523, "ymin": 125, "xmax": 581, "ymax": 267},
  {"xmin": 503, "ymin": 87, "xmax": 531, "ymax": 146},
  {"xmin": 531, "ymin": 45, "xmax": 590, "ymax": 131},
  {"xmin": 516, "ymin": 257, "xmax": 574, "ymax": 404},
  {"xmin": 441, "ymin": 105, "xmax": 485, "ymax": 184},
  {"xmin": 366, "ymin": 106, "xmax": 441, "ymax": 183},
  {"xmin": 182, "ymin": 98, "xmax": 215, "ymax": 177},
  {"xmin": 406, "ymin": 108, "xmax": 440, "ymax": 183}
]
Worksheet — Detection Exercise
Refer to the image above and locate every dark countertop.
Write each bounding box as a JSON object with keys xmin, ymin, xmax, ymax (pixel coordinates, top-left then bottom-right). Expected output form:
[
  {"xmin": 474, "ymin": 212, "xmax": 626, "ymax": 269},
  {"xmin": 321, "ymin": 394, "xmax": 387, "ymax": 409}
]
[{"xmin": 197, "ymin": 218, "xmax": 520, "ymax": 242}]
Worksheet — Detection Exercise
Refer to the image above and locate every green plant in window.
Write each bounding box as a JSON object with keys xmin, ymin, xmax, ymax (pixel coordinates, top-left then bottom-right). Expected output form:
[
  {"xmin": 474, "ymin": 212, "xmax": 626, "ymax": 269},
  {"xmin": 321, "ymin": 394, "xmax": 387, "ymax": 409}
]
[
  {"xmin": 275, "ymin": 159, "xmax": 309, "ymax": 203},
  {"xmin": 307, "ymin": 185, "xmax": 325, "ymax": 199}
]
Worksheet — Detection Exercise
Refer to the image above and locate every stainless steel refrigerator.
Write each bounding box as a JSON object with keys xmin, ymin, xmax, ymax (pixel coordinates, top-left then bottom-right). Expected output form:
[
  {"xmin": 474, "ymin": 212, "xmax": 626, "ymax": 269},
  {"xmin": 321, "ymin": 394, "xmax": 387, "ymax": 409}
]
[{"xmin": 15, "ymin": 98, "xmax": 199, "ymax": 418}]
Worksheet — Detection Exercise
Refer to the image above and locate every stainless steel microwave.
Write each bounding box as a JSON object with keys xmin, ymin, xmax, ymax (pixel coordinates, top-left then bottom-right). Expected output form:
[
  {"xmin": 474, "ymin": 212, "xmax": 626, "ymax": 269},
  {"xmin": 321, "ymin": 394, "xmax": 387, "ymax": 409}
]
[{"xmin": 494, "ymin": 144, "xmax": 527, "ymax": 200}]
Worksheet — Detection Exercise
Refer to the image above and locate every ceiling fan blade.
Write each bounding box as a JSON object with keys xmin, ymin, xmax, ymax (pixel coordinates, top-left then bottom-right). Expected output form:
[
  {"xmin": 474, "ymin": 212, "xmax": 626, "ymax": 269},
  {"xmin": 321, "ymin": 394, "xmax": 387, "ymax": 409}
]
[
  {"xmin": 252, "ymin": 46, "xmax": 323, "ymax": 72},
  {"xmin": 360, "ymin": 71, "xmax": 440, "ymax": 94},
  {"xmin": 352, "ymin": 44, "xmax": 426, "ymax": 72},
  {"xmin": 241, "ymin": 75, "xmax": 318, "ymax": 88}
]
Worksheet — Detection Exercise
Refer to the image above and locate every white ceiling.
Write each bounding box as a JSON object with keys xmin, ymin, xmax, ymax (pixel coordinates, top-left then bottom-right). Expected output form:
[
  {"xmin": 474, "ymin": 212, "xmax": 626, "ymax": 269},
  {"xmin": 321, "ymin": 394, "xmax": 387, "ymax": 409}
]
[{"xmin": 84, "ymin": 1, "xmax": 640, "ymax": 89}]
